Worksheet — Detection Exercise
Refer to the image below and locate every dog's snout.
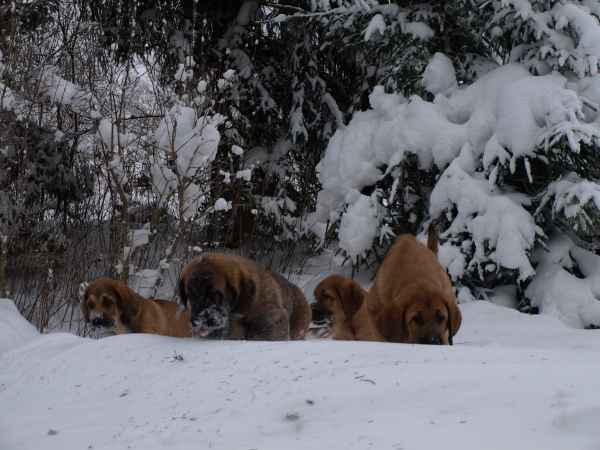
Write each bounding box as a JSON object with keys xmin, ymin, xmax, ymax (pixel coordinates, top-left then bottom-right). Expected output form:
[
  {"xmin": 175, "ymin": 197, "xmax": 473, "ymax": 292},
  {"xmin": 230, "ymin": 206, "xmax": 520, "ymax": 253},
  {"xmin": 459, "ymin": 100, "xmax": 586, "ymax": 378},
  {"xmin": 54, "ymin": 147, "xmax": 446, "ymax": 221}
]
[
  {"xmin": 420, "ymin": 335, "xmax": 442, "ymax": 345},
  {"xmin": 311, "ymin": 301, "xmax": 332, "ymax": 325}
]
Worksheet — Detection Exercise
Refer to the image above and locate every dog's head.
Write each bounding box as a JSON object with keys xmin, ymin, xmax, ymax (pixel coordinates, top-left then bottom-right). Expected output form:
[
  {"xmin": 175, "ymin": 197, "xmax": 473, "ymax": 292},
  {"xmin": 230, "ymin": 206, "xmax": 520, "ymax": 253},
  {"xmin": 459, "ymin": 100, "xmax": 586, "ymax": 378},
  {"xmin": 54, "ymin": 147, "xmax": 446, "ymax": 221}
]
[
  {"xmin": 82, "ymin": 279, "xmax": 140, "ymax": 336},
  {"xmin": 375, "ymin": 286, "xmax": 461, "ymax": 345},
  {"xmin": 179, "ymin": 254, "xmax": 254, "ymax": 339},
  {"xmin": 311, "ymin": 275, "xmax": 365, "ymax": 325}
]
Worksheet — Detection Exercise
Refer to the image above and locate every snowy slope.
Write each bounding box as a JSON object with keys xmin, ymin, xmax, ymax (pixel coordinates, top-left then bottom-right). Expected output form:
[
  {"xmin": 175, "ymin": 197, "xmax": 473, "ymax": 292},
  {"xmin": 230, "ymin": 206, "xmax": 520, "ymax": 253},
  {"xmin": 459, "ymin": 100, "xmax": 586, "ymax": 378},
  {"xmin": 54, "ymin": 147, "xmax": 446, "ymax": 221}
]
[{"xmin": 1, "ymin": 297, "xmax": 600, "ymax": 450}]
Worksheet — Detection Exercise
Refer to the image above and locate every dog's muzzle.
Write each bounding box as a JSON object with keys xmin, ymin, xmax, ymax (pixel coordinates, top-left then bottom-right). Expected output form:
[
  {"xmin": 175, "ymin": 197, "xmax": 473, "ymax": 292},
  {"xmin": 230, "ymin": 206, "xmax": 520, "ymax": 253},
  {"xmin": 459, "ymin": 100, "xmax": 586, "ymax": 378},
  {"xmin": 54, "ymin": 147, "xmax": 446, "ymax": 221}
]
[
  {"xmin": 189, "ymin": 303, "xmax": 229, "ymax": 338},
  {"xmin": 419, "ymin": 335, "xmax": 442, "ymax": 345},
  {"xmin": 89, "ymin": 313, "xmax": 117, "ymax": 334},
  {"xmin": 310, "ymin": 302, "xmax": 333, "ymax": 325}
]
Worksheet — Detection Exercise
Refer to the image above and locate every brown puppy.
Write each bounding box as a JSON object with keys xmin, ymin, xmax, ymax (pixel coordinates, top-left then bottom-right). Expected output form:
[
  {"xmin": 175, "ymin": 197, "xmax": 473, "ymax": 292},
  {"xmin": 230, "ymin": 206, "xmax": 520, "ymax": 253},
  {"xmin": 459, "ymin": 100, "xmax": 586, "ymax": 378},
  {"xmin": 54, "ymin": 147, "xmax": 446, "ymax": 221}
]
[
  {"xmin": 82, "ymin": 278, "xmax": 192, "ymax": 338},
  {"xmin": 366, "ymin": 227, "xmax": 462, "ymax": 345},
  {"xmin": 178, "ymin": 253, "xmax": 311, "ymax": 341},
  {"xmin": 311, "ymin": 274, "xmax": 368, "ymax": 340}
]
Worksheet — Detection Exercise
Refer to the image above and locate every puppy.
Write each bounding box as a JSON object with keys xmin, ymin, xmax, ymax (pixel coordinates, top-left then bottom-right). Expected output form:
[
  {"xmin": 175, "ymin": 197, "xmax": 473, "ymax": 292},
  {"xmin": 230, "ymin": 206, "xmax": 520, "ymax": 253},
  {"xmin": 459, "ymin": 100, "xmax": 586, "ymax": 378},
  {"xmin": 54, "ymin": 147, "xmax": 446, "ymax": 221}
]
[
  {"xmin": 311, "ymin": 274, "xmax": 368, "ymax": 340},
  {"xmin": 178, "ymin": 253, "xmax": 311, "ymax": 341},
  {"xmin": 365, "ymin": 227, "xmax": 462, "ymax": 345},
  {"xmin": 82, "ymin": 278, "xmax": 192, "ymax": 338}
]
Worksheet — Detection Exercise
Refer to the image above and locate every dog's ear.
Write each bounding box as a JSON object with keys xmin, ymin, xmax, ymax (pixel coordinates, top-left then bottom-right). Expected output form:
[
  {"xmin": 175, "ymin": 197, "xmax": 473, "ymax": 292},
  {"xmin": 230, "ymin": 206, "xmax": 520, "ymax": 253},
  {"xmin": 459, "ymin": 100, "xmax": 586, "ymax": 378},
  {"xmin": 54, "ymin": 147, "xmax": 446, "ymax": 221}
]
[
  {"xmin": 178, "ymin": 277, "xmax": 189, "ymax": 310},
  {"xmin": 375, "ymin": 303, "xmax": 406, "ymax": 343},
  {"xmin": 447, "ymin": 302, "xmax": 462, "ymax": 345},
  {"xmin": 229, "ymin": 271, "xmax": 255, "ymax": 316},
  {"xmin": 338, "ymin": 281, "xmax": 364, "ymax": 320},
  {"xmin": 113, "ymin": 282, "xmax": 140, "ymax": 323},
  {"xmin": 81, "ymin": 292, "xmax": 91, "ymax": 322},
  {"xmin": 427, "ymin": 224, "xmax": 438, "ymax": 256}
]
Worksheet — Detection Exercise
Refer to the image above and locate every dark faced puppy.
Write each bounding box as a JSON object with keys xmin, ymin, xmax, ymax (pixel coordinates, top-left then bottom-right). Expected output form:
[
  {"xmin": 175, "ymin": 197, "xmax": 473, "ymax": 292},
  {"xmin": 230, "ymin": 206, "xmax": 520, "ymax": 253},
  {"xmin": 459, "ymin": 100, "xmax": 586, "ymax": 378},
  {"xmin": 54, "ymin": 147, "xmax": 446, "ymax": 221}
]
[
  {"xmin": 311, "ymin": 274, "xmax": 368, "ymax": 340},
  {"xmin": 178, "ymin": 253, "xmax": 311, "ymax": 341},
  {"xmin": 82, "ymin": 278, "xmax": 192, "ymax": 338}
]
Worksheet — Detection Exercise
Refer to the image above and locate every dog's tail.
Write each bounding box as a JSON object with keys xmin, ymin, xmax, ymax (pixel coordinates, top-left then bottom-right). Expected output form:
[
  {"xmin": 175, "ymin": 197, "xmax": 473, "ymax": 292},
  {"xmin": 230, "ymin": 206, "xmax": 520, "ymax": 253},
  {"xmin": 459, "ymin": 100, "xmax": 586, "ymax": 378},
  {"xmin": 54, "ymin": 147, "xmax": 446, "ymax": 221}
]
[{"xmin": 427, "ymin": 224, "xmax": 438, "ymax": 256}]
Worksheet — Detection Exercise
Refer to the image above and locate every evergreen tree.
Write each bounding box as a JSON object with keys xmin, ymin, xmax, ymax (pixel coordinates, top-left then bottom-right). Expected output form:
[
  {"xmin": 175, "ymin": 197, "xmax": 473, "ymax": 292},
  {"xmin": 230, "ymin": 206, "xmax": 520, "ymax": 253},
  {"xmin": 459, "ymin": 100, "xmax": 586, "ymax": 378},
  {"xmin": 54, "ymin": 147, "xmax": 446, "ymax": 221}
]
[{"xmin": 301, "ymin": 0, "xmax": 600, "ymax": 325}]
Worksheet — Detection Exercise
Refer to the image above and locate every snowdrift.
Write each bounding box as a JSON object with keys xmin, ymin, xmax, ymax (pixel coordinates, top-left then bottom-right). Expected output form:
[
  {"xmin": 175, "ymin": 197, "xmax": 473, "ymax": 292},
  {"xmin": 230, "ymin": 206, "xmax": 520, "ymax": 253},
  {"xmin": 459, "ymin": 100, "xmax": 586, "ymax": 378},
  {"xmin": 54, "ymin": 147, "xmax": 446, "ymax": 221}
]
[{"xmin": 1, "ymin": 298, "xmax": 600, "ymax": 449}]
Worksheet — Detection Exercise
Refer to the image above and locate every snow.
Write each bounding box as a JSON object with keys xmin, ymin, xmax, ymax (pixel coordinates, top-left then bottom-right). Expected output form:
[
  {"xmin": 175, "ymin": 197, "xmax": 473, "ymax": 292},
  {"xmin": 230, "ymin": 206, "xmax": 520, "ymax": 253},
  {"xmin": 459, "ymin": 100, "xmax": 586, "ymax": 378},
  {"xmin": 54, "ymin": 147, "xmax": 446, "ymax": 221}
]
[
  {"xmin": 541, "ymin": 172, "xmax": 600, "ymax": 231},
  {"xmin": 338, "ymin": 192, "xmax": 383, "ymax": 261},
  {"xmin": 429, "ymin": 152, "xmax": 540, "ymax": 281},
  {"xmin": 235, "ymin": 168, "xmax": 252, "ymax": 181},
  {"xmin": 310, "ymin": 54, "xmax": 600, "ymax": 301},
  {"xmin": 2, "ymin": 295, "xmax": 600, "ymax": 449},
  {"xmin": 214, "ymin": 198, "xmax": 232, "ymax": 211},
  {"xmin": 97, "ymin": 118, "xmax": 131, "ymax": 148},
  {"xmin": 123, "ymin": 227, "xmax": 153, "ymax": 261},
  {"xmin": 0, "ymin": 299, "xmax": 39, "ymax": 355},
  {"xmin": 364, "ymin": 14, "xmax": 386, "ymax": 42},
  {"xmin": 39, "ymin": 66, "xmax": 92, "ymax": 114},
  {"xmin": 154, "ymin": 107, "xmax": 220, "ymax": 179},
  {"xmin": 152, "ymin": 106, "xmax": 223, "ymax": 218},
  {"xmin": 526, "ymin": 233, "xmax": 600, "ymax": 328},
  {"xmin": 421, "ymin": 53, "xmax": 458, "ymax": 96}
]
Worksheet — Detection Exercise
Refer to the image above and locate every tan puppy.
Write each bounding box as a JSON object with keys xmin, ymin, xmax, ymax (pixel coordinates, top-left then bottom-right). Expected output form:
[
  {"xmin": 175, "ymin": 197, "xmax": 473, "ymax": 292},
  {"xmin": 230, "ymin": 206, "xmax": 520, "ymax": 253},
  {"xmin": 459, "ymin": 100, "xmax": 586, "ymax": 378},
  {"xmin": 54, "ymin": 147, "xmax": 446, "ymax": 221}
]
[
  {"xmin": 82, "ymin": 278, "xmax": 192, "ymax": 338},
  {"xmin": 365, "ymin": 227, "xmax": 462, "ymax": 345},
  {"xmin": 178, "ymin": 253, "xmax": 311, "ymax": 341},
  {"xmin": 311, "ymin": 274, "xmax": 368, "ymax": 340}
]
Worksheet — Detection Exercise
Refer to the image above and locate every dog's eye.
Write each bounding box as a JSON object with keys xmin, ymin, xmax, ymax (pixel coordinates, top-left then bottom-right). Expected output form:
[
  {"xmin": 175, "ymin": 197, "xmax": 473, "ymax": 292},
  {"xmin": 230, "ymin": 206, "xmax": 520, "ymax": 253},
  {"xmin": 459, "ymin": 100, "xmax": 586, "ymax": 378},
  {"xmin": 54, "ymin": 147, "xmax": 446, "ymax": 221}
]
[
  {"xmin": 411, "ymin": 315, "xmax": 423, "ymax": 325},
  {"xmin": 436, "ymin": 313, "xmax": 446, "ymax": 323},
  {"xmin": 88, "ymin": 300, "xmax": 95, "ymax": 309},
  {"xmin": 103, "ymin": 298, "xmax": 113, "ymax": 307},
  {"xmin": 321, "ymin": 293, "xmax": 333, "ymax": 301}
]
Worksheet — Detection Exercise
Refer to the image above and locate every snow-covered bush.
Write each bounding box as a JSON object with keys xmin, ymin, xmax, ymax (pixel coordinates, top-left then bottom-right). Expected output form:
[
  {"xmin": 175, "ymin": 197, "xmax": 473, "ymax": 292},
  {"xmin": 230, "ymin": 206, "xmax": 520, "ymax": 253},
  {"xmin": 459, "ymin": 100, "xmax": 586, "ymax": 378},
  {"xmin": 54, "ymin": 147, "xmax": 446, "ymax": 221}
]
[
  {"xmin": 5, "ymin": 0, "xmax": 600, "ymax": 332},
  {"xmin": 306, "ymin": 1, "xmax": 600, "ymax": 328}
]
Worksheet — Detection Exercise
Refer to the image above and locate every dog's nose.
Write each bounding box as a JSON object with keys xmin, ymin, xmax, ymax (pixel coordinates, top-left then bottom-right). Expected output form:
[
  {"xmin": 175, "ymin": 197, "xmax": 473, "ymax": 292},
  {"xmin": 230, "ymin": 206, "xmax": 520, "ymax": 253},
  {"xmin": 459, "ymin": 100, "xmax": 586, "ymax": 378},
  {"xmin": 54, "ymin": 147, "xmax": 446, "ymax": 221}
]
[
  {"xmin": 91, "ymin": 317, "xmax": 104, "ymax": 327},
  {"xmin": 420, "ymin": 336, "xmax": 442, "ymax": 345}
]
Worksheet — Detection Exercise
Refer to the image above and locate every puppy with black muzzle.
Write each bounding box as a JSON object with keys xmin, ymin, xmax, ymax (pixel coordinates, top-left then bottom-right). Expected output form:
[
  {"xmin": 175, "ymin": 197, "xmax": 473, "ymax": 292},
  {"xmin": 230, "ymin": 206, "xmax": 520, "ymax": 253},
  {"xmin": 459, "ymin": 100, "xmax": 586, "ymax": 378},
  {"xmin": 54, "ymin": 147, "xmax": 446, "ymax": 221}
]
[
  {"xmin": 178, "ymin": 253, "xmax": 311, "ymax": 341},
  {"xmin": 82, "ymin": 278, "xmax": 192, "ymax": 338},
  {"xmin": 311, "ymin": 274, "xmax": 368, "ymax": 340}
]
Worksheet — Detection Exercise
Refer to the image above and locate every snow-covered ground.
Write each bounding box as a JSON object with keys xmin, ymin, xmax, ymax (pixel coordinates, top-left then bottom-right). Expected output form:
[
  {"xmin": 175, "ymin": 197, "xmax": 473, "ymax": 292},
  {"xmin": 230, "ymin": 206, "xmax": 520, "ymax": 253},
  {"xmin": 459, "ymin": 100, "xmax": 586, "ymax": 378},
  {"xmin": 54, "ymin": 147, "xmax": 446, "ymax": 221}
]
[{"xmin": 2, "ymin": 289, "xmax": 600, "ymax": 449}]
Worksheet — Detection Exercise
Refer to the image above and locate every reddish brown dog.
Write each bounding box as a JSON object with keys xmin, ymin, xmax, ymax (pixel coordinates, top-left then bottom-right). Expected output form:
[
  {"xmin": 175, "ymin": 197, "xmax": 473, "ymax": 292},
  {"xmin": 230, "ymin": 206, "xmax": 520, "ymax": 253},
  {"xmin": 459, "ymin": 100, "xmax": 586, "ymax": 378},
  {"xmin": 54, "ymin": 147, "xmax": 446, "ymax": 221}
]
[
  {"xmin": 82, "ymin": 278, "xmax": 192, "ymax": 337},
  {"xmin": 311, "ymin": 274, "xmax": 368, "ymax": 340},
  {"xmin": 178, "ymin": 253, "xmax": 311, "ymax": 341},
  {"xmin": 365, "ymin": 227, "xmax": 462, "ymax": 345}
]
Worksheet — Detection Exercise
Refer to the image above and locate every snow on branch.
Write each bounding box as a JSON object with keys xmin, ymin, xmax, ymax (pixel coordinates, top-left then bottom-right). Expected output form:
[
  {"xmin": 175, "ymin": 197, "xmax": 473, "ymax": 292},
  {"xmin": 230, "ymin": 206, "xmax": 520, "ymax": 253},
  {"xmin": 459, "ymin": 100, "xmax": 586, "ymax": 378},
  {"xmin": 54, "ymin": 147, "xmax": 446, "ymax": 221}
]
[
  {"xmin": 538, "ymin": 172, "xmax": 600, "ymax": 233},
  {"xmin": 497, "ymin": 1, "xmax": 600, "ymax": 77},
  {"xmin": 526, "ymin": 233, "xmax": 600, "ymax": 328},
  {"xmin": 309, "ymin": 51, "xmax": 600, "ymax": 291}
]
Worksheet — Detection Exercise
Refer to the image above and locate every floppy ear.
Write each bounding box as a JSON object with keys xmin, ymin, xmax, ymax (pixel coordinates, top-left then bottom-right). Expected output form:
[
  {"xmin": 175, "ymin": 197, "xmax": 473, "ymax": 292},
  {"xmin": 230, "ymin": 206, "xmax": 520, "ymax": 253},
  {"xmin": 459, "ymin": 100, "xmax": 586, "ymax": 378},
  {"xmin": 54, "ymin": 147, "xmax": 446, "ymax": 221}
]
[
  {"xmin": 178, "ymin": 277, "xmax": 189, "ymax": 310},
  {"xmin": 447, "ymin": 303, "xmax": 462, "ymax": 345},
  {"xmin": 229, "ymin": 271, "xmax": 255, "ymax": 316},
  {"xmin": 113, "ymin": 283, "xmax": 140, "ymax": 323},
  {"xmin": 375, "ymin": 303, "xmax": 406, "ymax": 343},
  {"xmin": 339, "ymin": 281, "xmax": 365, "ymax": 320},
  {"xmin": 81, "ymin": 293, "xmax": 91, "ymax": 322},
  {"xmin": 427, "ymin": 224, "xmax": 438, "ymax": 256}
]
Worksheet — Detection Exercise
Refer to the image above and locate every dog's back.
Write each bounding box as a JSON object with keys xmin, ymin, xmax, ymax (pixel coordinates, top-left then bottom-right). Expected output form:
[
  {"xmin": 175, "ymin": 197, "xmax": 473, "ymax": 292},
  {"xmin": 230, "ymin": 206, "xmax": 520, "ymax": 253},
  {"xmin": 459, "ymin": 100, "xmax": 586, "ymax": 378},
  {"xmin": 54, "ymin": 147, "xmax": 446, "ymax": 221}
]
[
  {"xmin": 363, "ymin": 228, "xmax": 460, "ymax": 344},
  {"xmin": 270, "ymin": 271, "xmax": 311, "ymax": 340},
  {"xmin": 150, "ymin": 299, "xmax": 193, "ymax": 337},
  {"xmin": 370, "ymin": 233, "xmax": 450, "ymax": 311}
]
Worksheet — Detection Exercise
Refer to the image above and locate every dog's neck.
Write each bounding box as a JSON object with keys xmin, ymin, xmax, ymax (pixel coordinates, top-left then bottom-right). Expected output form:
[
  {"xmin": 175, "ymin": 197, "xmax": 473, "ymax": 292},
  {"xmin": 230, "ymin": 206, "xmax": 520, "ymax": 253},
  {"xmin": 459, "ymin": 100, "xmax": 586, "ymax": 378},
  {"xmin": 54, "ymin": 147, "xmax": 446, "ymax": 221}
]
[
  {"xmin": 330, "ymin": 305, "xmax": 382, "ymax": 342},
  {"xmin": 356, "ymin": 303, "xmax": 385, "ymax": 342},
  {"xmin": 125, "ymin": 295, "xmax": 143, "ymax": 332},
  {"xmin": 115, "ymin": 321, "xmax": 132, "ymax": 335}
]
